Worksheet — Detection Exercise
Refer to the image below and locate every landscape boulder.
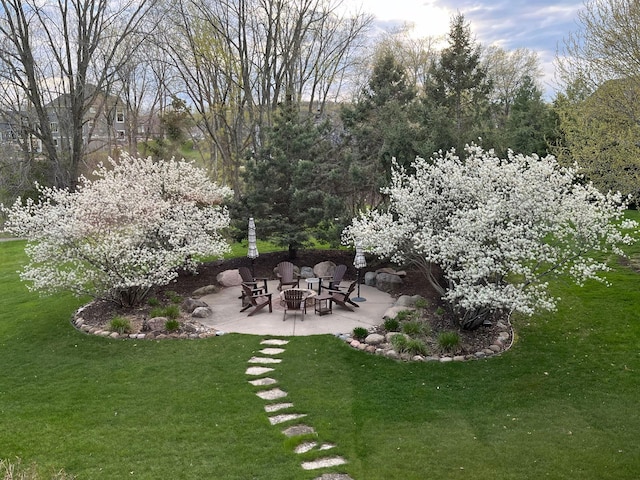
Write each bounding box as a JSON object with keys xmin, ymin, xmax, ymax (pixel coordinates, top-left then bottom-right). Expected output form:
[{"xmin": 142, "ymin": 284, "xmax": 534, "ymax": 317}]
[
  {"xmin": 313, "ymin": 261, "xmax": 336, "ymax": 278},
  {"xmin": 182, "ymin": 297, "xmax": 209, "ymax": 313},
  {"xmin": 364, "ymin": 271, "xmax": 377, "ymax": 286},
  {"xmin": 216, "ymin": 269, "xmax": 243, "ymax": 287},
  {"xmin": 375, "ymin": 272, "xmax": 403, "ymax": 292}
]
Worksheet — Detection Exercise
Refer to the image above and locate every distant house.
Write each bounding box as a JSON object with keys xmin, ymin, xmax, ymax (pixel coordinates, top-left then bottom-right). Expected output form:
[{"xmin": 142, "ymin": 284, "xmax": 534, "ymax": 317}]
[{"xmin": 44, "ymin": 86, "xmax": 128, "ymax": 152}]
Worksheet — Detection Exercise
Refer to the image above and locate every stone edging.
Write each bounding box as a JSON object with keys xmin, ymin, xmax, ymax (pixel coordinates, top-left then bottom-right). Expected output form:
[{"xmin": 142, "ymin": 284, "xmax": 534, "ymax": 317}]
[{"xmin": 71, "ymin": 302, "xmax": 218, "ymax": 340}]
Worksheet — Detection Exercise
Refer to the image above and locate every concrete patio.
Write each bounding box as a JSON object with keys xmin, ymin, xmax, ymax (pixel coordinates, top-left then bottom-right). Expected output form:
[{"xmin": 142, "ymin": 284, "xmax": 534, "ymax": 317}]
[{"xmin": 197, "ymin": 280, "xmax": 395, "ymax": 336}]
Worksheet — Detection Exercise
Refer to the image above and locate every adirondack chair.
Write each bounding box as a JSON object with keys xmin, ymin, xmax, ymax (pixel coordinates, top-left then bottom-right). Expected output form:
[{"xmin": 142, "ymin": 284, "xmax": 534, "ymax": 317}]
[
  {"xmin": 326, "ymin": 280, "xmax": 359, "ymax": 312},
  {"xmin": 239, "ymin": 266, "xmax": 268, "ymax": 293},
  {"xmin": 276, "ymin": 261, "xmax": 299, "ymax": 291},
  {"xmin": 322, "ymin": 264, "xmax": 347, "ymax": 291},
  {"xmin": 281, "ymin": 288, "xmax": 306, "ymax": 321},
  {"xmin": 240, "ymin": 283, "xmax": 273, "ymax": 316}
]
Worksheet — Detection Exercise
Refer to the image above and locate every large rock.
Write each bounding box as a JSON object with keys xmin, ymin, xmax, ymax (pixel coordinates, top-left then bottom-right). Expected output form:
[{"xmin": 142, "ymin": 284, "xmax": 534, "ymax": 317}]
[
  {"xmin": 299, "ymin": 266, "xmax": 315, "ymax": 279},
  {"xmin": 216, "ymin": 269, "xmax": 243, "ymax": 287},
  {"xmin": 383, "ymin": 305, "xmax": 414, "ymax": 320},
  {"xmin": 364, "ymin": 333, "xmax": 385, "ymax": 345},
  {"xmin": 395, "ymin": 295, "xmax": 425, "ymax": 308},
  {"xmin": 376, "ymin": 272, "xmax": 403, "ymax": 292},
  {"xmin": 364, "ymin": 271, "xmax": 377, "ymax": 286},
  {"xmin": 192, "ymin": 284, "xmax": 219, "ymax": 297},
  {"xmin": 192, "ymin": 306, "xmax": 212, "ymax": 318},
  {"xmin": 313, "ymin": 261, "xmax": 336, "ymax": 278},
  {"xmin": 182, "ymin": 297, "xmax": 209, "ymax": 313}
]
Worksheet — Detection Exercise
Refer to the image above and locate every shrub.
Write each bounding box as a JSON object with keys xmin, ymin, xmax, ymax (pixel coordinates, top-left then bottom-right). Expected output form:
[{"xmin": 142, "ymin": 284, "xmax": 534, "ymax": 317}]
[
  {"xmin": 149, "ymin": 306, "xmax": 165, "ymax": 319},
  {"xmin": 1, "ymin": 153, "xmax": 232, "ymax": 307},
  {"xmin": 406, "ymin": 338, "xmax": 429, "ymax": 356},
  {"xmin": 343, "ymin": 144, "xmax": 638, "ymax": 330},
  {"xmin": 164, "ymin": 304, "xmax": 180, "ymax": 320},
  {"xmin": 165, "ymin": 290, "xmax": 182, "ymax": 304},
  {"xmin": 165, "ymin": 319, "xmax": 181, "ymax": 332},
  {"xmin": 414, "ymin": 297, "xmax": 429, "ymax": 309},
  {"xmin": 394, "ymin": 310, "xmax": 416, "ymax": 322},
  {"xmin": 383, "ymin": 317, "xmax": 400, "ymax": 332},
  {"xmin": 390, "ymin": 333, "xmax": 408, "ymax": 352},
  {"xmin": 352, "ymin": 327, "xmax": 368, "ymax": 341},
  {"xmin": 147, "ymin": 297, "xmax": 160, "ymax": 307},
  {"xmin": 401, "ymin": 320, "xmax": 423, "ymax": 336},
  {"xmin": 438, "ymin": 331, "xmax": 460, "ymax": 352},
  {"xmin": 108, "ymin": 316, "xmax": 132, "ymax": 334}
]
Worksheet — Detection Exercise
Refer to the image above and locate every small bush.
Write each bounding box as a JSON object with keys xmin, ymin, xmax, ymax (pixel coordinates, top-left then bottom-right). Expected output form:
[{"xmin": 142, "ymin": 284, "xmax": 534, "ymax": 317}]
[
  {"xmin": 390, "ymin": 333, "xmax": 408, "ymax": 352},
  {"xmin": 394, "ymin": 310, "xmax": 415, "ymax": 322},
  {"xmin": 147, "ymin": 297, "xmax": 161, "ymax": 307},
  {"xmin": 164, "ymin": 304, "xmax": 180, "ymax": 320},
  {"xmin": 402, "ymin": 320, "xmax": 423, "ymax": 336},
  {"xmin": 165, "ymin": 290, "xmax": 182, "ymax": 304},
  {"xmin": 438, "ymin": 331, "xmax": 460, "ymax": 352},
  {"xmin": 108, "ymin": 316, "xmax": 132, "ymax": 334},
  {"xmin": 149, "ymin": 306, "xmax": 165, "ymax": 318},
  {"xmin": 414, "ymin": 297, "xmax": 429, "ymax": 309},
  {"xmin": 352, "ymin": 327, "xmax": 368, "ymax": 341},
  {"xmin": 150, "ymin": 305, "xmax": 180, "ymax": 320},
  {"xmin": 406, "ymin": 338, "xmax": 428, "ymax": 356},
  {"xmin": 165, "ymin": 319, "xmax": 180, "ymax": 332},
  {"xmin": 383, "ymin": 317, "xmax": 400, "ymax": 332}
]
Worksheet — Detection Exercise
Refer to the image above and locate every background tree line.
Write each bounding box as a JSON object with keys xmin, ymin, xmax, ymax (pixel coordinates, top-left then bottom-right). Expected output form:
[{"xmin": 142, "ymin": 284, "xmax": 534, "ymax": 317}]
[{"xmin": 0, "ymin": 0, "xmax": 635, "ymax": 249}]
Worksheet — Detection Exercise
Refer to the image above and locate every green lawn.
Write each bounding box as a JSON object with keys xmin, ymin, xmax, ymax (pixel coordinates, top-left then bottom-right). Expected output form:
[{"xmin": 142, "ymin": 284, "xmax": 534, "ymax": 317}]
[{"xmin": 1, "ymin": 234, "xmax": 639, "ymax": 479}]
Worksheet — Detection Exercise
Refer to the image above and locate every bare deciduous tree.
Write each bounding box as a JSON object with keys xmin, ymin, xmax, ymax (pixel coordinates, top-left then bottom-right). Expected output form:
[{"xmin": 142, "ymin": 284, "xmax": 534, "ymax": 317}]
[{"xmin": 0, "ymin": 0, "xmax": 158, "ymax": 189}]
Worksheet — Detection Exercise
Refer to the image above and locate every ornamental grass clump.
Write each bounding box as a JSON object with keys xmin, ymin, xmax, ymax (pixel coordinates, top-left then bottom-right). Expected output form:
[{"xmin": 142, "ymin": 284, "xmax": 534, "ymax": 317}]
[
  {"xmin": 165, "ymin": 319, "xmax": 181, "ymax": 332},
  {"xmin": 383, "ymin": 317, "xmax": 400, "ymax": 332},
  {"xmin": 343, "ymin": 144, "xmax": 639, "ymax": 330},
  {"xmin": 0, "ymin": 153, "xmax": 232, "ymax": 307},
  {"xmin": 438, "ymin": 331, "xmax": 460, "ymax": 353},
  {"xmin": 352, "ymin": 326, "xmax": 368, "ymax": 341},
  {"xmin": 108, "ymin": 316, "xmax": 132, "ymax": 335}
]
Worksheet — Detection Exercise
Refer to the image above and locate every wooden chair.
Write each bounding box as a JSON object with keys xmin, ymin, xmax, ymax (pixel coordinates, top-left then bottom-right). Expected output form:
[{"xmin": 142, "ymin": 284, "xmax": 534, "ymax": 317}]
[
  {"xmin": 240, "ymin": 284, "xmax": 273, "ymax": 316},
  {"xmin": 276, "ymin": 261, "xmax": 299, "ymax": 291},
  {"xmin": 326, "ymin": 281, "xmax": 359, "ymax": 312},
  {"xmin": 239, "ymin": 266, "xmax": 268, "ymax": 293},
  {"xmin": 281, "ymin": 288, "xmax": 306, "ymax": 321},
  {"xmin": 322, "ymin": 264, "xmax": 347, "ymax": 291}
]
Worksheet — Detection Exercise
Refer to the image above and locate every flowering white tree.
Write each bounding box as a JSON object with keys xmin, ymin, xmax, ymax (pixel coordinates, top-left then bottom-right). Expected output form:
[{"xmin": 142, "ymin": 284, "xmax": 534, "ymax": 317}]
[
  {"xmin": 343, "ymin": 145, "xmax": 638, "ymax": 329},
  {"xmin": 1, "ymin": 153, "xmax": 232, "ymax": 307}
]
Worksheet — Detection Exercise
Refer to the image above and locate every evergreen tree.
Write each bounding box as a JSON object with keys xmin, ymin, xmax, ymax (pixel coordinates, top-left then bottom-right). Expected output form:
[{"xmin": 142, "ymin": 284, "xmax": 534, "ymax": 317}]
[
  {"xmin": 505, "ymin": 76, "xmax": 555, "ymax": 156},
  {"xmin": 241, "ymin": 101, "xmax": 339, "ymax": 257},
  {"xmin": 423, "ymin": 13, "xmax": 492, "ymax": 153},
  {"xmin": 340, "ymin": 51, "xmax": 421, "ymax": 213}
]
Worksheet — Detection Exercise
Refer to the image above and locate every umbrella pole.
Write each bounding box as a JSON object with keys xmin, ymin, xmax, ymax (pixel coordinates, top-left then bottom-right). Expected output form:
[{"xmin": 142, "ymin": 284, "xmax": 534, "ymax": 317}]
[{"xmin": 353, "ymin": 268, "xmax": 366, "ymax": 302}]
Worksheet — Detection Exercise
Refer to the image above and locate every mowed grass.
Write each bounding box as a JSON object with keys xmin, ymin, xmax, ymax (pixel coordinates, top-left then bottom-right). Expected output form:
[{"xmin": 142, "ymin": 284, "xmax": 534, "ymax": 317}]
[{"xmin": 1, "ymin": 228, "xmax": 640, "ymax": 479}]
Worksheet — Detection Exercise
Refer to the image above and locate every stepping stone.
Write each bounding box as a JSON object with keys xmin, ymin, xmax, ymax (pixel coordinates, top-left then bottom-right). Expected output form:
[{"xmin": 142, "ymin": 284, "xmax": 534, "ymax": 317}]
[
  {"xmin": 248, "ymin": 356, "xmax": 282, "ymax": 364},
  {"xmin": 259, "ymin": 347, "xmax": 286, "ymax": 355},
  {"xmin": 301, "ymin": 457, "xmax": 347, "ymax": 470},
  {"xmin": 256, "ymin": 388, "xmax": 288, "ymax": 400},
  {"xmin": 295, "ymin": 442, "xmax": 336, "ymax": 454},
  {"xmin": 282, "ymin": 424, "xmax": 315, "ymax": 437},
  {"xmin": 295, "ymin": 442, "xmax": 318, "ymax": 454},
  {"xmin": 245, "ymin": 366, "xmax": 274, "ymax": 376},
  {"xmin": 269, "ymin": 413, "xmax": 307, "ymax": 425},
  {"xmin": 265, "ymin": 402, "xmax": 294, "ymax": 413},
  {"xmin": 313, "ymin": 474, "xmax": 354, "ymax": 480},
  {"xmin": 261, "ymin": 339, "xmax": 289, "ymax": 346},
  {"xmin": 248, "ymin": 377, "xmax": 277, "ymax": 386}
]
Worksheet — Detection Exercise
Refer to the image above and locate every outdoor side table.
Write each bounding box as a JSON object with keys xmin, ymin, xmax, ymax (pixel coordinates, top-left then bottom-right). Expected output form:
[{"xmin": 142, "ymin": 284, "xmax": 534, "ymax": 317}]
[
  {"xmin": 314, "ymin": 293, "xmax": 333, "ymax": 316},
  {"xmin": 306, "ymin": 277, "xmax": 322, "ymax": 294}
]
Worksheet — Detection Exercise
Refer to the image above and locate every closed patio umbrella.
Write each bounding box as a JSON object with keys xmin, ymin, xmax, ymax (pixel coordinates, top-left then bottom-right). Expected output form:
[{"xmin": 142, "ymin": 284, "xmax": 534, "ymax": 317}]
[
  {"xmin": 247, "ymin": 217, "xmax": 259, "ymax": 276},
  {"xmin": 353, "ymin": 239, "xmax": 366, "ymax": 302}
]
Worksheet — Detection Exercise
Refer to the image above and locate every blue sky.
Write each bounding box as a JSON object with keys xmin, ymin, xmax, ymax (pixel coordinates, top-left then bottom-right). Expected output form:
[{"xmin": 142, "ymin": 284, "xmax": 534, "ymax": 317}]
[{"xmin": 342, "ymin": 0, "xmax": 585, "ymax": 99}]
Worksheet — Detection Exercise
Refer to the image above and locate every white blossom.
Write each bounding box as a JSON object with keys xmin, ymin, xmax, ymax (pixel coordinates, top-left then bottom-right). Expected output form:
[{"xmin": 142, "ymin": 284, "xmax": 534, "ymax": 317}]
[
  {"xmin": 343, "ymin": 145, "xmax": 638, "ymax": 329},
  {"xmin": 1, "ymin": 153, "xmax": 232, "ymax": 306}
]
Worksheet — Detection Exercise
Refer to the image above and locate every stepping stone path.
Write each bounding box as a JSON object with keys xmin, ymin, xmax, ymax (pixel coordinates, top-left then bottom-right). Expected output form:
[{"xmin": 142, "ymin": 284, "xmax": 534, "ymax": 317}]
[{"xmin": 246, "ymin": 338, "xmax": 354, "ymax": 480}]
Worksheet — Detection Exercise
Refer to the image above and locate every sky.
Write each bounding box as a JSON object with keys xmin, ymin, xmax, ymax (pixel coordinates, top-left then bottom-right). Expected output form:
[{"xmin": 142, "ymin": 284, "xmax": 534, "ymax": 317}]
[{"xmin": 341, "ymin": 0, "xmax": 585, "ymax": 99}]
